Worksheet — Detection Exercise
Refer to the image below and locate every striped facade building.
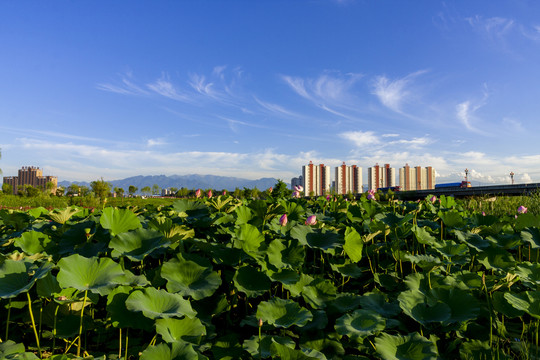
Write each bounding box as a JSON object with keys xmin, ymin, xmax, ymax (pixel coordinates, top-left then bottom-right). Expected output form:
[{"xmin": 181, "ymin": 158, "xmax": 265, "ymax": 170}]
[
  {"xmin": 302, "ymin": 161, "xmax": 331, "ymax": 196},
  {"xmin": 399, "ymin": 164, "xmax": 436, "ymax": 190},
  {"xmin": 335, "ymin": 162, "xmax": 362, "ymax": 195},
  {"xmin": 2, "ymin": 166, "xmax": 58, "ymax": 195},
  {"xmin": 367, "ymin": 163, "xmax": 396, "ymax": 191}
]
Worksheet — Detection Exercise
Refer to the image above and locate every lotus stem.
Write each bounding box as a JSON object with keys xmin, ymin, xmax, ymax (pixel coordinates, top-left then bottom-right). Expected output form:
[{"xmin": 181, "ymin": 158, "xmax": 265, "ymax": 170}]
[
  {"xmin": 5, "ymin": 299, "xmax": 11, "ymax": 341},
  {"xmin": 77, "ymin": 290, "xmax": 88, "ymax": 357},
  {"xmin": 124, "ymin": 328, "xmax": 129, "ymax": 360},
  {"xmin": 53, "ymin": 304, "xmax": 59, "ymax": 354},
  {"xmin": 27, "ymin": 292, "xmax": 42, "ymax": 359},
  {"xmin": 119, "ymin": 328, "xmax": 122, "ymax": 359}
]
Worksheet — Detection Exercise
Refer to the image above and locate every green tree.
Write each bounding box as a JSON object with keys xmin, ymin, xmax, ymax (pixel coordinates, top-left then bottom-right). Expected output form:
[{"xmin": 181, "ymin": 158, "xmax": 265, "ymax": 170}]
[
  {"xmin": 45, "ymin": 181, "xmax": 56, "ymax": 195},
  {"xmin": 80, "ymin": 185, "xmax": 90, "ymax": 196},
  {"xmin": 271, "ymin": 179, "xmax": 292, "ymax": 198},
  {"xmin": 2, "ymin": 182, "xmax": 13, "ymax": 195},
  {"xmin": 90, "ymin": 178, "xmax": 112, "ymax": 200},
  {"xmin": 152, "ymin": 184, "xmax": 160, "ymax": 196},
  {"xmin": 141, "ymin": 186, "xmax": 151, "ymax": 196},
  {"xmin": 56, "ymin": 186, "xmax": 65, "ymax": 196},
  {"xmin": 128, "ymin": 185, "xmax": 138, "ymax": 197},
  {"xmin": 114, "ymin": 187, "xmax": 125, "ymax": 198},
  {"xmin": 66, "ymin": 183, "xmax": 80, "ymax": 196}
]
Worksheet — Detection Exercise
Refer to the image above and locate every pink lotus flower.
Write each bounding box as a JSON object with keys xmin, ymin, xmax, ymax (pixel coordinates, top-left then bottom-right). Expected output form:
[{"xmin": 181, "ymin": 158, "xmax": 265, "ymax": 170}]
[
  {"xmin": 430, "ymin": 196, "xmax": 437, "ymax": 203},
  {"xmin": 305, "ymin": 215, "xmax": 317, "ymax": 225},
  {"xmin": 293, "ymin": 191, "xmax": 300, "ymax": 198},
  {"xmin": 279, "ymin": 214, "xmax": 288, "ymax": 226},
  {"xmin": 482, "ymin": 211, "xmax": 486, "ymax": 216},
  {"xmin": 326, "ymin": 195, "xmax": 331, "ymax": 201},
  {"xmin": 268, "ymin": 187, "xmax": 273, "ymax": 193},
  {"xmin": 518, "ymin": 206, "xmax": 528, "ymax": 214},
  {"xmin": 295, "ymin": 185, "xmax": 304, "ymax": 192},
  {"xmin": 222, "ymin": 190, "xmax": 227, "ymax": 196},
  {"xmin": 207, "ymin": 190, "xmax": 213, "ymax": 198},
  {"xmin": 195, "ymin": 189, "xmax": 201, "ymax": 198}
]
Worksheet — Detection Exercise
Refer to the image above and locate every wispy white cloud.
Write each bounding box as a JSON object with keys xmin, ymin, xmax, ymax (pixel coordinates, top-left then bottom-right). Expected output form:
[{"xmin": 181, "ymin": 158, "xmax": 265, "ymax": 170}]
[
  {"xmin": 147, "ymin": 74, "xmax": 193, "ymax": 103},
  {"xmin": 340, "ymin": 131, "xmax": 380, "ymax": 148},
  {"xmin": 146, "ymin": 138, "xmax": 167, "ymax": 147},
  {"xmin": 96, "ymin": 72, "xmax": 149, "ymax": 96},
  {"xmin": 455, "ymin": 85, "xmax": 489, "ymax": 134},
  {"xmin": 466, "ymin": 16, "xmax": 515, "ymax": 38},
  {"xmin": 254, "ymin": 97, "xmax": 300, "ymax": 118},
  {"xmin": 372, "ymin": 70, "xmax": 427, "ymax": 114}
]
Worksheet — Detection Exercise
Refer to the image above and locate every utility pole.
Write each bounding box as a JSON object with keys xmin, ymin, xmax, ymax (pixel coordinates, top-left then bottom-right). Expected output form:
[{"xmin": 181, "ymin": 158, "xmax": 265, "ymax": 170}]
[
  {"xmin": 510, "ymin": 172, "xmax": 515, "ymax": 185},
  {"xmin": 464, "ymin": 168, "xmax": 469, "ymax": 183}
]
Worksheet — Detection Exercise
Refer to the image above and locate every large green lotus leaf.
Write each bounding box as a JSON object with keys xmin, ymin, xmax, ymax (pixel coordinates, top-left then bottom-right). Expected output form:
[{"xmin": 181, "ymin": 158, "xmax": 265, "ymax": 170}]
[
  {"xmin": 99, "ymin": 207, "xmax": 142, "ymax": 236},
  {"xmin": 454, "ymin": 230, "xmax": 491, "ymax": 251},
  {"xmin": 515, "ymin": 262, "xmax": 540, "ymax": 289},
  {"xmin": 329, "ymin": 257, "xmax": 363, "ymax": 278},
  {"xmin": 403, "ymin": 254, "xmax": 441, "ymax": 271},
  {"xmin": 476, "ymin": 246, "xmax": 516, "ymax": 271},
  {"xmin": 301, "ymin": 278, "xmax": 337, "ymax": 309},
  {"xmin": 234, "ymin": 223, "xmax": 265, "ymax": 254},
  {"xmin": 300, "ymin": 338, "xmax": 345, "ymax": 359},
  {"xmin": 486, "ymin": 233, "xmax": 522, "ymax": 250},
  {"xmin": 0, "ymin": 259, "xmax": 52, "ymax": 298},
  {"xmin": 283, "ymin": 273, "xmax": 315, "ymax": 297},
  {"xmin": 438, "ymin": 210, "xmax": 464, "ymax": 228},
  {"xmin": 278, "ymin": 199, "xmax": 306, "ymax": 221},
  {"xmin": 234, "ymin": 205, "xmax": 253, "ymax": 225},
  {"xmin": 280, "ymin": 239, "xmax": 306, "ymax": 270},
  {"xmin": 161, "ymin": 253, "xmax": 222, "ymax": 300},
  {"xmin": 291, "ymin": 225, "xmax": 343, "ymax": 252},
  {"xmin": 36, "ymin": 271, "xmax": 62, "ymax": 298},
  {"xmin": 521, "ymin": 227, "xmax": 540, "ymax": 249},
  {"xmin": 257, "ymin": 297, "xmax": 313, "ymax": 328},
  {"xmin": 411, "ymin": 225, "xmax": 438, "ymax": 246},
  {"xmin": 270, "ymin": 340, "xmax": 322, "ymax": 360},
  {"xmin": 343, "ymin": 226, "xmax": 363, "ymax": 262},
  {"xmin": 398, "ymin": 290, "xmax": 451, "ymax": 326},
  {"xmin": 244, "ymin": 335, "xmax": 295, "ymax": 358},
  {"xmin": 327, "ymin": 293, "xmax": 363, "ymax": 315},
  {"xmin": 48, "ymin": 206, "xmax": 81, "ymax": 224},
  {"xmin": 428, "ymin": 287, "xmax": 480, "ymax": 324},
  {"xmin": 375, "ymin": 332, "xmax": 438, "ymax": 360},
  {"xmin": 140, "ymin": 342, "xmax": 206, "ymax": 360},
  {"xmin": 193, "ymin": 241, "xmax": 246, "ymax": 266},
  {"xmin": 267, "ymin": 239, "xmax": 287, "ymax": 269},
  {"xmin": 358, "ymin": 292, "xmax": 401, "ymax": 318},
  {"xmin": 335, "ymin": 309, "xmax": 386, "ymax": 341},
  {"xmin": 56, "ymin": 254, "xmax": 125, "ymax": 295},
  {"xmin": 109, "ymin": 228, "xmax": 170, "ymax": 261},
  {"xmin": 149, "ymin": 216, "xmax": 195, "ymax": 241},
  {"xmin": 267, "ymin": 269, "xmax": 301, "ymax": 285},
  {"xmin": 106, "ymin": 285, "xmax": 154, "ymax": 330},
  {"xmin": 233, "ymin": 265, "xmax": 271, "ymax": 297},
  {"xmin": 458, "ymin": 340, "xmax": 492, "ymax": 360},
  {"xmin": 432, "ymin": 240, "xmax": 469, "ymax": 261},
  {"xmin": 504, "ymin": 291, "xmax": 540, "ymax": 319},
  {"xmin": 0, "ymin": 340, "xmax": 38, "ymax": 359},
  {"xmin": 156, "ymin": 317, "xmax": 206, "ymax": 344},
  {"xmin": 492, "ymin": 291, "xmax": 524, "ymax": 318},
  {"xmin": 13, "ymin": 230, "xmax": 53, "ymax": 255},
  {"xmin": 27, "ymin": 206, "xmax": 49, "ymax": 219},
  {"xmin": 126, "ymin": 287, "xmax": 196, "ymax": 319},
  {"xmin": 173, "ymin": 199, "xmax": 210, "ymax": 218}
]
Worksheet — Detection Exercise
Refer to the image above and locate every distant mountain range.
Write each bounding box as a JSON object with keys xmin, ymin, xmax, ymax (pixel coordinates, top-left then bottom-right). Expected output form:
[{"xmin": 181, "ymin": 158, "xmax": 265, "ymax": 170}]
[{"xmin": 59, "ymin": 174, "xmax": 283, "ymax": 193}]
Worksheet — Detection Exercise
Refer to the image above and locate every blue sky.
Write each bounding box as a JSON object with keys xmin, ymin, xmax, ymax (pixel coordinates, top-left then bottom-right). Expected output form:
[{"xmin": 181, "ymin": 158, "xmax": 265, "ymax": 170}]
[{"xmin": 1, "ymin": 1, "xmax": 540, "ymax": 185}]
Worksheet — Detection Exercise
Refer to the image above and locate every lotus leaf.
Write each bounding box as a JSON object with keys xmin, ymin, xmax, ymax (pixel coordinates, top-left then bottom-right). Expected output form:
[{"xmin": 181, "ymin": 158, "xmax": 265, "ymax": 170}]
[
  {"xmin": 48, "ymin": 206, "xmax": 80, "ymax": 224},
  {"xmin": 234, "ymin": 223, "xmax": 265, "ymax": 258},
  {"xmin": 244, "ymin": 335, "xmax": 295, "ymax": 358},
  {"xmin": 335, "ymin": 309, "xmax": 386, "ymax": 341},
  {"xmin": 327, "ymin": 293, "xmax": 363, "ymax": 314},
  {"xmin": 14, "ymin": 230, "xmax": 53, "ymax": 255},
  {"xmin": 267, "ymin": 268, "xmax": 301, "ymax": 285},
  {"xmin": 514, "ymin": 213, "xmax": 540, "ymax": 231},
  {"xmin": 504, "ymin": 290, "xmax": 540, "ymax": 319},
  {"xmin": 173, "ymin": 199, "xmax": 210, "ymax": 218},
  {"xmin": 411, "ymin": 225, "xmax": 438, "ymax": 246},
  {"xmin": 302, "ymin": 278, "xmax": 337, "ymax": 309},
  {"xmin": 269, "ymin": 340, "xmax": 324, "ymax": 360},
  {"xmin": 233, "ymin": 265, "xmax": 271, "ymax": 297},
  {"xmin": 375, "ymin": 332, "xmax": 438, "ymax": 360},
  {"xmin": 476, "ymin": 246, "xmax": 516, "ymax": 270},
  {"xmin": 27, "ymin": 206, "xmax": 49, "ymax": 219},
  {"xmin": 211, "ymin": 334, "xmax": 246, "ymax": 360},
  {"xmin": 109, "ymin": 228, "xmax": 169, "ymax": 261},
  {"xmin": 492, "ymin": 291, "xmax": 524, "ymax": 318},
  {"xmin": 291, "ymin": 225, "xmax": 343, "ymax": 252},
  {"xmin": 57, "ymin": 254, "xmax": 125, "ymax": 295},
  {"xmin": 235, "ymin": 205, "xmax": 253, "ymax": 225},
  {"xmin": 514, "ymin": 262, "xmax": 540, "ymax": 289},
  {"xmin": 343, "ymin": 226, "xmax": 363, "ymax": 262},
  {"xmin": 358, "ymin": 292, "xmax": 401, "ymax": 318},
  {"xmin": 398, "ymin": 290, "xmax": 451, "ymax": 326},
  {"xmin": 126, "ymin": 287, "xmax": 196, "ymax": 319},
  {"xmin": 520, "ymin": 227, "xmax": 540, "ymax": 248},
  {"xmin": 156, "ymin": 317, "xmax": 206, "ymax": 344},
  {"xmin": 0, "ymin": 340, "xmax": 38, "ymax": 359},
  {"xmin": 455, "ymin": 230, "xmax": 491, "ymax": 251},
  {"xmin": 161, "ymin": 253, "xmax": 222, "ymax": 300},
  {"xmin": 439, "ymin": 210, "xmax": 464, "ymax": 228},
  {"xmin": 99, "ymin": 207, "xmax": 142, "ymax": 236},
  {"xmin": 257, "ymin": 297, "xmax": 313, "ymax": 328},
  {"xmin": 106, "ymin": 285, "xmax": 154, "ymax": 330},
  {"xmin": 0, "ymin": 259, "xmax": 52, "ymax": 298},
  {"xmin": 140, "ymin": 342, "xmax": 206, "ymax": 360}
]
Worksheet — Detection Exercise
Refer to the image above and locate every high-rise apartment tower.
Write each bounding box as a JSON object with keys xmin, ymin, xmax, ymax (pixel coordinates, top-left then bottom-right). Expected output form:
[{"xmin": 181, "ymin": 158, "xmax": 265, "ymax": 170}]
[
  {"xmin": 335, "ymin": 162, "xmax": 362, "ymax": 195},
  {"xmin": 367, "ymin": 163, "xmax": 395, "ymax": 190},
  {"xmin": 302, "ymin": 161, "xmax": 330, "ymax": 196}
]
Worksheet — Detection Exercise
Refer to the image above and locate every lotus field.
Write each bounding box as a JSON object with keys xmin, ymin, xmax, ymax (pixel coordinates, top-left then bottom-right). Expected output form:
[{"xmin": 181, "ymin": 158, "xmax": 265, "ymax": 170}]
[{"xmin": 2, "ymin": 193, "xmax": 540, "ymax": 359}]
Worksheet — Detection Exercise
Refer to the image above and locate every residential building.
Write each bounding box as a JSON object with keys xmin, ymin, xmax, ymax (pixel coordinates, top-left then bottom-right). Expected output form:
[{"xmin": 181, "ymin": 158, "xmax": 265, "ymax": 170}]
[
  {"xmin": 399, "ymin": 164, "xmax": 436, "ymax": 190},
  {"xmin": 368, "ymin": 163, "xmax": 395, "ymax": 191},
  {"xmin": 335, "ymin": 162, "xmax": 362, "ymax": 195},
  {"xmin": 302, "ymin": 161, "xmax": 330, "ymax": 196},
  {"xmin": 3, "ymin": 166, "xmax": 58, "ymax": 195}
]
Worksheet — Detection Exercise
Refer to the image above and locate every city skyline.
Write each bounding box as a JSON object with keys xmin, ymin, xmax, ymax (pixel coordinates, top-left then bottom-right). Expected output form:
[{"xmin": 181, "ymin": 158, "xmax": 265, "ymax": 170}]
[{"xmin": 1, "ymin": 2, "xmax": 540, "ymax": 184}]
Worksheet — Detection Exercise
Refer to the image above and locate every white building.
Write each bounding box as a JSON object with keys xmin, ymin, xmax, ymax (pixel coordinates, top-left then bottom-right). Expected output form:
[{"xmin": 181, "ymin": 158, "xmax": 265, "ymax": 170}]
[
  {"xmin": 335, "ymin": 162, "xmax": 362, "ymax": 195},
  {"xmin": 368, "ymin": 163, "xmax": 396, "ymax": 190},
  {"xmin": 302, "ymin": 161, "xmax": 331, "ymax": 196},
  {"xmin": 399, "ymin": 164, "xmax": 436, "ymax": 190}
]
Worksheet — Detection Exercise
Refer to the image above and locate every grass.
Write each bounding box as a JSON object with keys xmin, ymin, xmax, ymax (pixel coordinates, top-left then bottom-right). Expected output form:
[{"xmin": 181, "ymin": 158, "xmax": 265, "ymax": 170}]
[{"xmin": 461, "ymin": 190, "xmax": 540, "ymax": 216}]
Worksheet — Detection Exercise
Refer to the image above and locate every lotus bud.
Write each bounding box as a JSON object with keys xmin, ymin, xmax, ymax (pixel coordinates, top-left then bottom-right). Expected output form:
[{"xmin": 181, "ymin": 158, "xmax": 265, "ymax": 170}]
[
  {"xmin": 259, "ymin": 318, "xmax": 263, "ymax": 327},
  {"xmin": 279, "ymin": 214, "xmax": 288, "ymax": 226},
  {"xmin": 292, "ymin": 191, "xmax": 300, "ymax": 198},
  {"xmin": 222, "ymin": 190, "xmax": 227, "ymax": 196},
  {"xmin": 207, "ymin": 190, "xmax": 213, "ymax": 198},
  {"xmin": 195, "ymin": 189, "xmax": 201, "ymax": 198},
  {"xmin": 305, "ymin": 215, "xmax": 317, "ymax": 225},
  {"xmin": 326, "ymin": 195, "xmax": 331, "ymax": 201},
  {"xmin": 518, "ymin": 206, "xmax": 528, "ymax": 214},
  {"xmin": 482, "ymin": 211, "xmax": 486, "ymax": 216},
  {"xmin": 295, "ymin": 185, "xmax": 304, "ymax": 192},
  {"xmin": 430, "ymin": 196, "xmax": 437, "ymax": 203},
  {"xmin": 268, "ymin": 187, "xmax": 273, "ymax": 193}
]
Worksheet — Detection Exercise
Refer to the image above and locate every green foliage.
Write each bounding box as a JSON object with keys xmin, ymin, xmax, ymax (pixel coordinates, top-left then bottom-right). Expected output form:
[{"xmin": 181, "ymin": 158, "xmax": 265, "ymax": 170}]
[{"xmin": 2, "ymin": 194, "xmax": 540, "ymax": 358}]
